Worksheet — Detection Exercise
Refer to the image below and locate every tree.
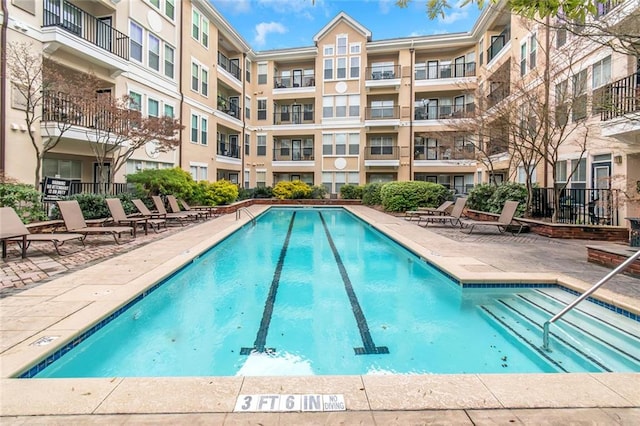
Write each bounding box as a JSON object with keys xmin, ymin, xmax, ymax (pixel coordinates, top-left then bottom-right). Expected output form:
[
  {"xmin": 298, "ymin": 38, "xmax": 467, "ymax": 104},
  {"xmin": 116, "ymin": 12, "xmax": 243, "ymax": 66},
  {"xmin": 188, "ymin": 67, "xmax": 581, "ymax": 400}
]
[
  {"xmin": 75, "ymin": 73, "xmax": 183, "ymax": 193},
  {"xmin": 7, "ymin": 42, "xmax": 80, "ymax": 188}
]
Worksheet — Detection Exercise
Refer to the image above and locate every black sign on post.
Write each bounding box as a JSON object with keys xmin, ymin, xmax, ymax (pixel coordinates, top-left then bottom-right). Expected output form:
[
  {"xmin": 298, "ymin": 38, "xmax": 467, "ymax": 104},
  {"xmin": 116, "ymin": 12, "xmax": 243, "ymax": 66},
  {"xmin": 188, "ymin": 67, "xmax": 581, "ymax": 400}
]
[{"xmin": 43, "ymin": 177, "xmax": 72, "ymax": 201}]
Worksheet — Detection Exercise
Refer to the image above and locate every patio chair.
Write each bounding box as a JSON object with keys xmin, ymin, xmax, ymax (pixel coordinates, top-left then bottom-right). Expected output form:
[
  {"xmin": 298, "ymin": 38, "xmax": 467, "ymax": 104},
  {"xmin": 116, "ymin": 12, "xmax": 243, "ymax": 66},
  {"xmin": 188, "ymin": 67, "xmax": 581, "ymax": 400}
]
[
  {"xmin": 1, "ymin": 207, "xmax": 84, "ymax": 257},
  {"xmin": 151, "ymin": 196, "xmax": 193, "ymax": 226},
  {"xmin": 56, "ymin": 200, "xmax": 134, "ymax": 245},
  {"xmin": 417, "ymin": 197, "xmax": 467, "ymax": 228},
  {"xmin": 166, "ymin": 195, "xmax": 205, "ymax": 221},
  {"xmin": 106, "ymin": 198, "xmax": 166, "ymax": 236},
  {"xmin": 179, "ymin": 199, "xmax": 221, "ymax": 218},
  {"xmin": 405, "ymin": 200, "xmax": 453, "ymax": 221},
  {"xmin": 461, "ymin": 200, "xmax": 524, "ymax": 235},
  {"xmin": 132, "ymin": 199, "xmax": 168, "ymax": 221}
]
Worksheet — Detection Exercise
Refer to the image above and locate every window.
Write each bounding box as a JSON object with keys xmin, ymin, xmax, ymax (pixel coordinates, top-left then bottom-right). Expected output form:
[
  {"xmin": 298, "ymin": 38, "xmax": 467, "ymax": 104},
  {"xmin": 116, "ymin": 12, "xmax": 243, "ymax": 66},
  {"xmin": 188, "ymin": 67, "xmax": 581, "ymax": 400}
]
[
  {"xmin": 556, "ymin": 25, "xmax": 567, "ymax": 47},
  {"xmin": 129, "ymin": 91, "xmax": 142, "ymax": 111},
  {"xmin": 244, "ymin": 170, "xmax": 250, "ymax": 188},
  {"xmin": 190, "ymin": 114, "xmax": 198, "ymax": 143},
  {"xmin": 164, "ymin": 45, "xmax": 174, "ymax": 78},
  {"xmin": 245, "ymin": 96, "xmax": 250, "ymax": 119},
  {"xmin": 201, "ymin": 68, "xmax": 208, "ymax": 96},
  {"xmin": 189, "ymin": 163, "xmax": 208, "ymax": 182},
  {"xmin": 130, "ymin": 22, "xmax": 143, "ymax": 62},
  {"xmin": 150, "ymin": 0, "xmax": 160, "ymax": 9},
  {"xmin": 324, "ymin": 58, "xmax": 333, "ymax": 80},
  {"xmin": 529, "ymin": 35, "xmax": 537, "ymax": 70},
  {"xmin": 164, "ymin": 104, "xmax": 174, "ymax": 118},
  {"xmin": 201, "ymin": 19, "xmax": 209, "ymax": 48},
  {"xmin": 323, "ymin": 134, "xmax": 333, "ymax": 155},
  {"xmin": 43, "ymin": 158, "xmax": 81, "ymax": 180},
  {"xmin": 337, "ymin": 57, "xmax": 347, "ymax": 79},
  {"xmin": 520, "ymin": 42, "xmax": 527, "ymax": 76},
  {"xmin": 304, "ymin": 103, "xmax": 313, "ymax": 121},
  {"xmin": 370, "ymin": 100, "xmax": 394, "ymax": 119},
  {"xmin": 258, "ymin": 63, "xmax": 267, "ymax": 84},
  {"xmin": 244, "ymin": 133, "xmax": 250, "ymax": 155},
  {"xmin": 200, "ymin": 117, "xmax": 208, "ymax": 145},
  {"xmin": 555, "ymin": 160, "xmax": 567, "ymax": 183},
  {"xmin": 349, "ymin": 43, "xmax": 360, "ymax": 54},
  {"xmin": 165, "ymin": 0, "xmax": 175, "ymax": 20},
  {"xmin": 256, "ymin": 171, "xmax": 266, "ymax": 187},
  {"xmin": 370, "ymin": 136, "xmax": 393, "ymax": 155},
  {"xmin": 245, "ymin": 59, "xmax": 251, "ymax": 83},
  {"xmin": 192, "ymin": 9, "xmax": 200, "ymax": 40},
  {"xmin": 348, "ymin": 133, "xmax": 359, "ymax": 155},
  {"xmin": 350, "ymin": 56, "xmax": 360, "ymax": 78},
  {"xmin": 257, "ymin": 99, "xmax": 267, "ymax": 120},
  {"xmin": 148, "ymin": 34, "xmax": 160, "ymax": 71},
  {"xmin": 257, "ymin": 135, "xmax": 266, "ymax": 156},
  {"xmin": 191, "ymin": 62, "xmax": 199, "ymax": 92},
  {"xmin": 323, "ymin": 45, "xmax": 334, "ymax": 55},
  {"xmin": 148, "ymin": 99, "xmax": 159, "ymax": 117},
  {"xmin": 592, "ymin": 55, "xmax": 611, "ymax": 88},
  {"xmin": 572, "ymin": 69, "xmax": 588, "ymax": 121},
  {"xmin": 349, "ymin": 95, "xmax": 360, "ymax": 117},
  {"xmin": 337, "ymin": 35, "xmax": 347, "ymax": 55},
  {"xmin": 335, "ymin": 133, "xmax": 346, "ymax": 155},
  {"xmin": 323, "ymin": 97, "xmax": 333, "ymax": 118},
  {"xmin": 335, "ymin": 96, "xmax": 346, "ymax": 118},
  {"xmin": 518, "ymin": 165, "xmax": 536, "ymax": 183},
  {"xmin": 192, "ymin": 8, "xmax": 208, "ymax": 47}
]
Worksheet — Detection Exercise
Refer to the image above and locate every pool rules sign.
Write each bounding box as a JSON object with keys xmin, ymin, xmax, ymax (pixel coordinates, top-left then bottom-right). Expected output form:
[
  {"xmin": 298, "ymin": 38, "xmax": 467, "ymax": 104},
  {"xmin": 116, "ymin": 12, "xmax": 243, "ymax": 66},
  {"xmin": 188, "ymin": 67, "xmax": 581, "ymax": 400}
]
[{"xmin": 234, "ymin": 394, "xmax": 346, "ymax": 412}]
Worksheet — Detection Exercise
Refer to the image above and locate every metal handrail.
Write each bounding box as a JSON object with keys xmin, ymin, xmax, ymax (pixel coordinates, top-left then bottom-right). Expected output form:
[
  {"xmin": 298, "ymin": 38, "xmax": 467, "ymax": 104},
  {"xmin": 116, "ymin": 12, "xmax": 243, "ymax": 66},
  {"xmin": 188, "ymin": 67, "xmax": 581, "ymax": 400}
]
[
  {"xmin": 236, "ymin": 207, "xmax": 256, "ymax": 225},
  {"xmin": 542, "ymin": 249, "xmax": 640, "ymax": 351}
]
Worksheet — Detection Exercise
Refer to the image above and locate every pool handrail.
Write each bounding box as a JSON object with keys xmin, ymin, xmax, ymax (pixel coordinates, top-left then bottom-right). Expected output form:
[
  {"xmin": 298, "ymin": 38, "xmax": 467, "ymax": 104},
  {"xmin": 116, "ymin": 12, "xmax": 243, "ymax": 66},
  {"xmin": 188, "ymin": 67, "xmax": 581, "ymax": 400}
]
[
  {"xmin": 542, "ymin": 249, "xmax": 640, "ymax": 351},
  {"xmin": 236, "ymin": 207, "xmax": 256, "ymax": 225}
]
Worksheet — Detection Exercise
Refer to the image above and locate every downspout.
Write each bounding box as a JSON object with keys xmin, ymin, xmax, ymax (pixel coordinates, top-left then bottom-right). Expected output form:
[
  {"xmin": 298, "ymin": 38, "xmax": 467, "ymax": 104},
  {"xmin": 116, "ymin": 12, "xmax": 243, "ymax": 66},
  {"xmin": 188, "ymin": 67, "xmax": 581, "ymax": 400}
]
[
  {"xmin": 409, "ymin": 44, "xmax": 414, "ymax": 180},
  {"xmin": 542, "ymin": 16, "xmax": 550, "ymax": 187},
  {"xmin": 1, "ymin": 0, "xmax": 9, "ymax": 177},
  {"xmin": 241, "ymin": 52, "xmax": 246, "ymax": 188},
  {"xmin": 177, "ymin": 0, "xmax": 184, "ymax": 169}
]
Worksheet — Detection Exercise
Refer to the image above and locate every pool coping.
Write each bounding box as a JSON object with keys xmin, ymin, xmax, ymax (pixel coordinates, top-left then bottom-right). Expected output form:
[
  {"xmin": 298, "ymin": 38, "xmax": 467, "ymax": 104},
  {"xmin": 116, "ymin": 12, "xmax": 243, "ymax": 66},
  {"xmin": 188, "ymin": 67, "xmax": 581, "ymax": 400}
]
[{"xmin": 1, "ymin": 205, "xmax": 639, "ymax": 416}]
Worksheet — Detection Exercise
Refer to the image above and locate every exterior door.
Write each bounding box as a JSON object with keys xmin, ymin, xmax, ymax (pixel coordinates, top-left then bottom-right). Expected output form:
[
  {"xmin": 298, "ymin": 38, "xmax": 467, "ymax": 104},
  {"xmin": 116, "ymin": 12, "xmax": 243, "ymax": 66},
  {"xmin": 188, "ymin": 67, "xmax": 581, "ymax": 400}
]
[
  {"xmin": 292, "ymin": 70, "xmax": 302, "ymax": 87},
  {"xmin": 97, "ymin": 17, "xmax": 112, "ymax": 51},
  {"xmin": 454, "ymin": 55, "xmax": 465, "ymax": 77},
  {"xmin": 292, "ymin": 139, "xmax": 302, "ymax": 160},
  {"xmin": 292, "ymin": 104, "xmax": 302, "ymax": 124}
]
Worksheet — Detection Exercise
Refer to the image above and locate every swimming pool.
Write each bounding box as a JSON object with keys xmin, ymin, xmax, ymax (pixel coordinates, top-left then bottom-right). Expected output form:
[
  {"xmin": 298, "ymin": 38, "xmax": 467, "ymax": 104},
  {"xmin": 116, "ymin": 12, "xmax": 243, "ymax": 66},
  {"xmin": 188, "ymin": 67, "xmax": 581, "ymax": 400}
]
[{"xmin": 28, "ymin": 207, "xmax": 640, "ymax": 377}]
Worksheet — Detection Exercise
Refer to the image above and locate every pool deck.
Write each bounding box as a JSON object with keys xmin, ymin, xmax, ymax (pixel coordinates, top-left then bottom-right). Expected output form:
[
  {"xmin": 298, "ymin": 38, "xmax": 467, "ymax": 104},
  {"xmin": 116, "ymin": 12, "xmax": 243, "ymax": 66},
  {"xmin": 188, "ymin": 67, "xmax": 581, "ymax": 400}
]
[{"xmin": 1, "ymin": 205, "xmax": 639, "ymax": 424}]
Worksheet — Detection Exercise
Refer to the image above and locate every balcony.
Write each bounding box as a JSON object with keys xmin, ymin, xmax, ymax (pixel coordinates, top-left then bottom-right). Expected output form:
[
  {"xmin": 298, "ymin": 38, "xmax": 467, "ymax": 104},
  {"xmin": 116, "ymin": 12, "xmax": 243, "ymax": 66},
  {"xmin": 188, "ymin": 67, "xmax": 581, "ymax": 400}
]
[
  {"xmin": 217, "ymin": 52, "xmax": 241, "ymax": 81},
  {"xmin": 273, "ymin": 109, "xmax": 314, "ymax": 125},
  {"xmin": 364, "ymin": 145, "xmax": 400, "ymax": 167},
  {"xmin": 414, "ymin": 145, "xmax": 475, "ymax": 161},
  {"xmin": 217, "ymin": 139, "xmax": 240, "ymax": 159},
  {"xmin": 217, "ymin": 96, "xmax": 241, "ymax": 119},
  {"xmin": 414, "ymin": 103, "xmax": 475, "ymax": 120},
  {"xmin": 487, "ymin": 27, "xmax": 510, "ymax": 63},
  {"xmin": 595, "ymin": 0, "xmax": 622, "ymax": 18},
  {"xmin": 42, "ymin": 0, "xmax": 129, "ymax": 62},
  {"xmin": 272, "ymin": 146, "xmax": 315, "ymax": 162},
  {"xmin": 273, "ymin": 73, "xmax": 316, "ymax": 89},
  {"xmin": 365, "ymin": 106, "xmax": 400, "ymax": 120},
  {"xmin": 365, "ymin": 65, "xmax": 401, "ymax": 81},
  {"xmin": 600, "ymin": 71, "xmax": 640, "ymax": 141},
  {"xmin": 415, "ymin": 62, "xmax": 476, "ymax": 80}
]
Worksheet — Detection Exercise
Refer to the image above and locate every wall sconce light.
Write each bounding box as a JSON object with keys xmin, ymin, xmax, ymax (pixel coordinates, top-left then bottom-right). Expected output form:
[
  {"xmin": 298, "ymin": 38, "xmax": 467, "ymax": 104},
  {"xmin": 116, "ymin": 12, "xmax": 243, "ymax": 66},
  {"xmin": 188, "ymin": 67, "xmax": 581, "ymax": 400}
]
[{"xmin": 614, "ymin": 155, "xmax": 623, "ymax": 164}]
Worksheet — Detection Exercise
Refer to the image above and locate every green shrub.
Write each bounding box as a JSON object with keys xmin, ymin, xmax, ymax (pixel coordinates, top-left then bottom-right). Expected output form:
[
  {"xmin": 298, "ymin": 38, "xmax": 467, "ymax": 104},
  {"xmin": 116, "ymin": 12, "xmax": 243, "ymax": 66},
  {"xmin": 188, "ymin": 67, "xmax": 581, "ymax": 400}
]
[
  {"xmin": 361, "ymin": 182, "xmax": 383, "ymax": 205},
  {"xmin": 340, "ymin": 184, "xmax": 363, "ymax": 199},
  {"xmin": 191, "ymin": 180, "xmax": 238, "ymax": 205},
  {"xmin": 466, "ymin": 183, "xmax": 496, "ymax": 212},
  {"xmin": 310, "ymin": 185, "xmax": 327, "ymax": 199},
  {"xmin": 486, "ymin": 183, "xmax": 528, "ymax": 216},
  {"xmin": 238, "ymin": 186, "xmax": 274, "ymax": 200},
  {"xmin": 0, "ymin": 183, "xmax": 46, "ymax": 223},
  {"xmin": 126, "ymin": 167, "xmax": 195, "ymax": 200},
  {"xmin": 380, "ymin": 181, "xmax": 450, "ymax": 212},
  {"xmin": 272, "ymin": 181, "xmax": 312, "ymax": 199},
  {"xmin": 60, "ymin": 193, "xmax": 109, "ymax": 219}
]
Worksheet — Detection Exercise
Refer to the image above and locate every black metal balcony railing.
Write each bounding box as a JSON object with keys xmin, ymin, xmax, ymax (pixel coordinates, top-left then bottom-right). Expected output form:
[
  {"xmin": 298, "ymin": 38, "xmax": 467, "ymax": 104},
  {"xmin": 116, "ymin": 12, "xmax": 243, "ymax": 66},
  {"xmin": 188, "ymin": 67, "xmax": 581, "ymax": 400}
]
[
  {"xmin": 42, "ymin": 91, "xmax": 137, "ymax": 133},
  {"xmin": 487, "ymin": 27, "xmax": 510, "ymax": 63},
  {"xmin": 273, "ymin": 109, "xmax": 314, "ymax": 125},
  {"xmin": 413, "ymin": 145, "xmax": 475, "ymax": 161},
  {"xmin": 364, "ymin": 145, "xmax": 399, "ymax": 160},
  {"xmin": 601, "ymin": 71, "xmax": 640, "ymax": 121},
  {"xmin": 414, "ymin": 103, "xmax": 475, "ymax": 120},
  {"xmin": 272, "ymin": 146, "xmax": 315, "ymax": 161},
  {"xmin": 42, "ymin": 0, "xmax": 129, "ymax": 60},
  {"xmin": 217, "ymin": 95, "xmax": 240, "ymax": 118},
  {"xmin": 415, "ymin": 62, "xmax": 476, "ymax": 80},
  {"xmin": 365, "ymin": 106, "xmax": 400, "ymax": 120},
  {"xmin": 365, "ymin": 65, "xmax": 402, "ymax": 81},
  {"xmin": 217, "ymin": 140, "xmax": 240, "ymax": 159},
  {"xmin": 595, "ymin": 0, "xmax": 622, "ymax": 18},
  {"xmin": 274, "ymin": 73, "xmax": 316, "ymax": 88},
  {"xmin": 217, "ymin": 52, "xmax": 241, "ymax": 81},
  {"xmin": 531, "ymin": 187, "xmax": 619, "ymax": 226}
]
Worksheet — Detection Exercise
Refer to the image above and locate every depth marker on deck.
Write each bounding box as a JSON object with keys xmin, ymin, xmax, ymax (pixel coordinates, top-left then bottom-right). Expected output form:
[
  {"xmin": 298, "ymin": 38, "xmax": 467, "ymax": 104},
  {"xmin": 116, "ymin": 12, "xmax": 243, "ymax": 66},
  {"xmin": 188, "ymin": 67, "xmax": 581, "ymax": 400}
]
[
  {"xmin": 318, "ymin": 212, "xmax": 389, "ymax": 355},
  {"xmin": 240, "ymin": 211, "xmax": 297, "ymax": 355}
]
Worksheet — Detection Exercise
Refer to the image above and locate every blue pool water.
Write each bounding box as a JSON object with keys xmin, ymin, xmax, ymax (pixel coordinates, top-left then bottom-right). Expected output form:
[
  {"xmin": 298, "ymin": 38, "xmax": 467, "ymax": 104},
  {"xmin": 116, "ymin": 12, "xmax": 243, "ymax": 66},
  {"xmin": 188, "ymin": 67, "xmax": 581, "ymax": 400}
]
[{"xmin": 33, "ymin": 207, "xmax": 640, "ymax": 377}]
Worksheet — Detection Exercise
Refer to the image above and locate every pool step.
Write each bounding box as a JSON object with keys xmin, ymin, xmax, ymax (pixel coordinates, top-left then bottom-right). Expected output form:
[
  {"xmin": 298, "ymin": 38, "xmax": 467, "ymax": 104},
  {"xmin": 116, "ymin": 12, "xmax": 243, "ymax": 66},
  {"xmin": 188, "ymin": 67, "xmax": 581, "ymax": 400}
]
[{"xmin": 479, "ymin": 291, "xmax": 640, "ymax": 373}]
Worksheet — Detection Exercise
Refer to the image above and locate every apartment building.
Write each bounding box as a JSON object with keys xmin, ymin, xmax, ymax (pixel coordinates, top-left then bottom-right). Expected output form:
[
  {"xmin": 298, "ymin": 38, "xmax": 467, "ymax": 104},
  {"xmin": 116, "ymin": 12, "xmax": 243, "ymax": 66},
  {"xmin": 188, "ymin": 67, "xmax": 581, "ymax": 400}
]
[{"xmin": 1, "ymin": 0, "xmax": 638, "ymax": 217}]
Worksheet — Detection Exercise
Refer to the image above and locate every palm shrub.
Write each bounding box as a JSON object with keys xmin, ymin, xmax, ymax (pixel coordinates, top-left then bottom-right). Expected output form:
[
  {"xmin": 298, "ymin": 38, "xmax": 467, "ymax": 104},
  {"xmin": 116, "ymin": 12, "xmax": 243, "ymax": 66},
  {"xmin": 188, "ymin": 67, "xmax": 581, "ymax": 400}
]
[
  {"xmin": 361, "ymin": 182, "xmax": 383, "ymax": 205},
  {"xmin": 340, "ymin": 184, "xmax": 363, "ymax": 199},
  {"xmin": 191, "ymin": 180, "xmax": 238, "ymax": 205},
  {"xmin": 0, "ymin": 183, "xmax": 46, "ymax": 223},
  {"xmin": 272, "ymin": 181, "xmax": 312, "ymax": 199},
  {"xmin": 466, "ymin": 183, "xmax": 496, "ymax": 212},
  {"xmin": 380, "ymin": 181, "xmax": 450, "ymax": 212}
]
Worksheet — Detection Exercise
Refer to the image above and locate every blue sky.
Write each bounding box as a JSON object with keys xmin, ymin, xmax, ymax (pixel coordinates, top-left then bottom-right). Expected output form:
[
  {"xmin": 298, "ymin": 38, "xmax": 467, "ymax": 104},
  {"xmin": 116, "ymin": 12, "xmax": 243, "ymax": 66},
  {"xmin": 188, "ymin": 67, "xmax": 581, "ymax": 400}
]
[{"xmin": 209, "ymin": 0, "xmax": 482, "ymax": 51}]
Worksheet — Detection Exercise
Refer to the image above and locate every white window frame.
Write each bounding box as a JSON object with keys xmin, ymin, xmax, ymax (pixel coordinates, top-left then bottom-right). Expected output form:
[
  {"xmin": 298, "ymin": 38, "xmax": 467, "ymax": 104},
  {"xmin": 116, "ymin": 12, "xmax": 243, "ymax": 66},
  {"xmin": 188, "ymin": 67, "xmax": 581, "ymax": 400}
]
[
  {"xmin": 592, "ymin": 55, "xmax": 612, "ymax": 88},
  {"xmin": 323, "ymin": 45, "xmax": 334, "ymax": 56},
  {"xmin": 130, "ymin": 21, "xmax": 143, "ymax": 63},
  {"xmin": 164, "ymin": 44, "xmax": 175, "ymax": 79},
  {"xmin": 148, "ymin": 33, "xmax": 160, "ymax": 71},
  {"xmin": 336, "ymin": 35, "xmax": 347, "ymax": 55}
]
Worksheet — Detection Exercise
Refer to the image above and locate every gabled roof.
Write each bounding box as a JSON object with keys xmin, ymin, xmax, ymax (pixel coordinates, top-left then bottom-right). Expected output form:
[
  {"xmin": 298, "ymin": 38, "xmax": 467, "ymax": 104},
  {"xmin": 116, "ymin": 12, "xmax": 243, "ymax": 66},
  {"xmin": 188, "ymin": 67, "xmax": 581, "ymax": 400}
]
[{"xmin": 312, "ymin": 12, "xmax": 372, "ymax": 44}]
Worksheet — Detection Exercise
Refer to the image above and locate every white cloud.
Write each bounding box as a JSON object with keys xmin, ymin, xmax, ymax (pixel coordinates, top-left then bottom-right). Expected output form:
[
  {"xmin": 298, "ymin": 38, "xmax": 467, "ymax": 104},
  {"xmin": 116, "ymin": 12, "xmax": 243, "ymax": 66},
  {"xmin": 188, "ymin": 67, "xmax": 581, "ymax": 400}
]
[
  {"xmin": 379, "ymin": 0, "xmax": 394, "ymax": 14},
  {"xmin": 254, "ymin": 22, "xmax": 288, "ymax": 46},
  {"xmin": 440, "ymin": 1, "xmax": 472, "ymax": 24},
  {"xmin": 213, "ymin": 0, "xmax": 251, "ymax": 14}
]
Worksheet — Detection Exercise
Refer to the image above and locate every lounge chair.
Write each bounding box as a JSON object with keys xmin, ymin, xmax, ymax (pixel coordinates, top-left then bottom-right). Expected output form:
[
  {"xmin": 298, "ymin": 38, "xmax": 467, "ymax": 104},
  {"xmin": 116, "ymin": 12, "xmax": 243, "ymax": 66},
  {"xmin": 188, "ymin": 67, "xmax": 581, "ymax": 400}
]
[
  {"xmin": 132, "ymin": 199, "xmax": 167, "ymax": 220},
  {"xmin": 417, "ymin": 197, "xmax": 467, "ymax": 228},
  {"xmin": 461, "ymin": 200, "xmax": 524, "ymax": 235},
  {"xmin": 106, "ymin": 198, "xmax": 166, "ymax": 236},
  {"xmin": 405, "ymin": 200, "xmax": 454, "ymax": 221},
  {"xmin": 57, "ymin": 200, "xmax": 134, "ymax": 244},
  {"xmin": 1, "ymin": 207, "xmax": 84, "ymax": 257},
  {"xmin": 166, "ymin": 195, "xmax": 205, "ymax": 220},
  {"xmin": 179, "ymin": 199, "xmax": 221, "ymax": 218},
  {"xmin": 151, "ymin": 196, "xmax": 193, "ymax": 226}
]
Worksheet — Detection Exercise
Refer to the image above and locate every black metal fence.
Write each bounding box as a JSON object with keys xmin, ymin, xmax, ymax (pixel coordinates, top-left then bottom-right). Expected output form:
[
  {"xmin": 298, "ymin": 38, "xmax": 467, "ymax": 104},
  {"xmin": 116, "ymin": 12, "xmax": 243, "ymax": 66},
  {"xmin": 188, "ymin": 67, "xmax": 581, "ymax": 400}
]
[{"xmin": 530, "ymin": 187, "xmax": 620, "ymax": 226}]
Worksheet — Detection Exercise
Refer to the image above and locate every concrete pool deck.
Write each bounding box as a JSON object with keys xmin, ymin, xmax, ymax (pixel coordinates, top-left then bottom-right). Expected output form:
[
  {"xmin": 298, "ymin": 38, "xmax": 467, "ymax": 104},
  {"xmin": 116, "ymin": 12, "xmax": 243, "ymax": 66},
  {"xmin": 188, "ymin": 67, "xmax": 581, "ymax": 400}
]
[{"xmin": 1, "ymin": 205, "xmax": 639, "ymax": 424}]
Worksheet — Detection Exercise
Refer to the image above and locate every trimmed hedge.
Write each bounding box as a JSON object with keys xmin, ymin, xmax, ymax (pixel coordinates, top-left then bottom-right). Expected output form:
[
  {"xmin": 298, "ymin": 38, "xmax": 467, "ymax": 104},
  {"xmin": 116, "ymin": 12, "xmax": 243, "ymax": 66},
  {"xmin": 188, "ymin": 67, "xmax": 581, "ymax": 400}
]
[
  {"xmin": 340, "ymin": 184, "xmax": 363, "ymax": 199},
  {"xmin": 272, "ymin": 181, "xmax": 313, "ymax": 199},
  {"xmin": 0, "ymin": 183, "xmax": 47, "ymax": 223},
  {"xmin": 361, "ymin": 183, "xmax": 383, "ymax": 205},
  {"xmin": 467, "ymin": 182, "xmax": 527, "ymax": 217},
  {"xmin": 380, "ymin": 181, "xmax": 450, "ymax": 212}
]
